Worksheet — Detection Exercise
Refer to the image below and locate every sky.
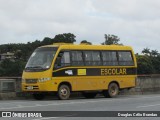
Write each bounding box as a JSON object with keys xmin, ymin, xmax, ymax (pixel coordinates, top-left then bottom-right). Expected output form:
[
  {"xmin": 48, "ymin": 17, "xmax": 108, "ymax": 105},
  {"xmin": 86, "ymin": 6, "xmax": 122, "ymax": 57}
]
[{"xmin": 0, "ymin": 0, "xmax": 160, "ymax": 53}]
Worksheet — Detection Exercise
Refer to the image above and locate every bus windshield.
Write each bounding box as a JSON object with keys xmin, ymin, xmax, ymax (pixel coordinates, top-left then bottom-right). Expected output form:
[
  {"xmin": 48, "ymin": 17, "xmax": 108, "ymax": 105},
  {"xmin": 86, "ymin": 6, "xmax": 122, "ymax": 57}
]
[{"xmin": 25, "ymin": 47, "xmax": 57, "ymax": 71}]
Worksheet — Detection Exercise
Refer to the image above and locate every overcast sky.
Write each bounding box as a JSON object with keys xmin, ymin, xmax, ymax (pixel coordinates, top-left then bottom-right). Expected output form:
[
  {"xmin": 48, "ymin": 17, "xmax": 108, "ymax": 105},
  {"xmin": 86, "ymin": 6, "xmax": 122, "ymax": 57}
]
[{"xmin": 0, "ymin": 0, "xmax": 160, "ymax": 53}]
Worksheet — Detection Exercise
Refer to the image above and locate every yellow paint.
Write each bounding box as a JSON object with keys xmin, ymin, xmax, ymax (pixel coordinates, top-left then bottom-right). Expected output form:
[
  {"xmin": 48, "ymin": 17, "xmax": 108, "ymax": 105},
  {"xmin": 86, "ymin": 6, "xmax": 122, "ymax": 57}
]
[{"xmin": 78, "ymin": 69, "xmax": 86, "ymax": 75}]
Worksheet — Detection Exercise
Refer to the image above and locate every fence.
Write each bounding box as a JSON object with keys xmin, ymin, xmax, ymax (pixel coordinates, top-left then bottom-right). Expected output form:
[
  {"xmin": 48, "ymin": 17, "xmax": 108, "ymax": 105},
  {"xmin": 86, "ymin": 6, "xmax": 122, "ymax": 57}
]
[{"xmin": 0, "ymin": 77, "xmax": 21, "ymax": 99}]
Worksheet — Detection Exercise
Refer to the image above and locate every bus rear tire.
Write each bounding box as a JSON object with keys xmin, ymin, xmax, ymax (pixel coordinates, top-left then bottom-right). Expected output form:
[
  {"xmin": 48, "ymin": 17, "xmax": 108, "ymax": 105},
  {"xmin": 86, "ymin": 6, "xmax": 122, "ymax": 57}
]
[
  {"xmin": 33, "ymin": 93, "xmax": 45, "ymax": 100},
  {"xmin": 58, "ymin": 85, "xmax": 70, "ymax": 100},
  {"xmin": 103, "ymin": 83, "xmax": 119, "ymax": 98},
  {"xmin": 82, "ymin": 92, "xmax": 97, "ymax": 99}
]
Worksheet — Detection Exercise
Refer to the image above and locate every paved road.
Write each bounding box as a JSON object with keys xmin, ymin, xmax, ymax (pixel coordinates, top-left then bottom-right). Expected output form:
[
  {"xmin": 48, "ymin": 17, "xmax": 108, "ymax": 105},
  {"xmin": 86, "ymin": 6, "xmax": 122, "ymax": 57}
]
[{"xmin": 1, "ymin": 94, "xmax": 160, "ymax": 120}]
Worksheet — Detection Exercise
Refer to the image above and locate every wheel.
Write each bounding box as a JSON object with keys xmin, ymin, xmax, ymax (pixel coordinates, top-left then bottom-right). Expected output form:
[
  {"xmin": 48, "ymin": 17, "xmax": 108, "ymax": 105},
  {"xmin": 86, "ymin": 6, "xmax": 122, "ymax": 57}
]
[
  {"xmin": 103, "ymin": 83, "xmax": 119, "ymax": 98},
  {"xmin": 58, "ymin": 85, "xmax": 71, "ymax": 100},
  {"xmin": 33, "ymin": 93, "xmax": 45, "ymax": 100},
  {"xmin": 82, "ymin": 92, "xmax": 97, "ymax": 99}
]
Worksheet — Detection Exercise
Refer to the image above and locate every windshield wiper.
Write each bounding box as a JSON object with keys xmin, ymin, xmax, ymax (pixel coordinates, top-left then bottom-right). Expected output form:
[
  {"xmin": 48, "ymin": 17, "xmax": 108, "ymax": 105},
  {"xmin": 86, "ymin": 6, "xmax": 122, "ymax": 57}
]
[
  {"xmin": 25, "ymin": 67, "xmax": 33, "ymax": 69},
  {"xmin": 32, "ymin": 66, "xmax": 44, "ymax": 69},
  {"xmin": 25, "ymin": 66, "xmax": 45, "ymax": 70}
]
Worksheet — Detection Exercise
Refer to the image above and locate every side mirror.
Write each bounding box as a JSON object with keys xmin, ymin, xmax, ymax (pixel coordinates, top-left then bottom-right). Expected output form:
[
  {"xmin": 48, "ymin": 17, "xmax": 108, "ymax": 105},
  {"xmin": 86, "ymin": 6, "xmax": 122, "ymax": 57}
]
[{"xmin": 58, "ymin": 52, "xmax": 63, "ymax": 57}]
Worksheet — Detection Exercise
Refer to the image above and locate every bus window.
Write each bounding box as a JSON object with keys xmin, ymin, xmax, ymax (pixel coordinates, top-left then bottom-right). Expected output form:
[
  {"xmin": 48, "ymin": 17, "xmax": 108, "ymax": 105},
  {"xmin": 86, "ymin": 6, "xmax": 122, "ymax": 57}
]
[
  {"xmin": 71, "ymin": 51, "xmax": 84, "ymax": 66},
  {"xmin": 84, "ymin": 51, "xmax": 92, "ymax": 66},
  {"xmin": 92, "ymin": 51, "xmax": 101, "ymax": 65},
  {"xmin": 83, "ymin": 51, "xmax": 101, "ymax": 66},
  {"xmin": 55, "ymin": 51, "xmax": 70, "ymax": 68},
  {"xmin": 102, "ymin": 51, "xmax": 118, "ymax": 66},
  {"xmin": 118, "ymin": 51, "xmax": 134, "ymax": 66}
]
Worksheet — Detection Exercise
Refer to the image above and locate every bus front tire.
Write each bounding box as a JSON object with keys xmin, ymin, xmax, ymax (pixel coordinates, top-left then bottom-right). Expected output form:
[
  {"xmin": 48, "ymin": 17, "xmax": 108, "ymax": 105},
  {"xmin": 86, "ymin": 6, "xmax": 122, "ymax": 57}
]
[
  {"xmin": 82, "ymin": 92, "xmax": 97, "ymax": 99},
  {"xmin": 103, "ymin": 83, "xmax": 119, "ymax": 98},
  {"xmin": 58, "ymin": 85, "xmax": 70, "ymax": 100},
  {"xmin": 33, "ymin": 93, "xmax": 45, "ymax": 100}
]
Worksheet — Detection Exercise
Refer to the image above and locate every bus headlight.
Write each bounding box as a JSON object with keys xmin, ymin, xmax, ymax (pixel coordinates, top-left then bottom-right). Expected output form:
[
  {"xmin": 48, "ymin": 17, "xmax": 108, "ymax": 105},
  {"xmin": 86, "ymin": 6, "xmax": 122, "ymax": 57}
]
[{"xmin": 38, "ymin": 78, "xmax": 51, "ymax": 82}]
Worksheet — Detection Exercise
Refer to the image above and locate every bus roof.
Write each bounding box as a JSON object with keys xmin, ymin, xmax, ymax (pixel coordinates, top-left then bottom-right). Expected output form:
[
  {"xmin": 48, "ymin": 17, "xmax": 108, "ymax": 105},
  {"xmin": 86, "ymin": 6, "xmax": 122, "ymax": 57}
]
[{"xmin": 40, "ymin": 44, "xmax": 133, "ymax": 51}]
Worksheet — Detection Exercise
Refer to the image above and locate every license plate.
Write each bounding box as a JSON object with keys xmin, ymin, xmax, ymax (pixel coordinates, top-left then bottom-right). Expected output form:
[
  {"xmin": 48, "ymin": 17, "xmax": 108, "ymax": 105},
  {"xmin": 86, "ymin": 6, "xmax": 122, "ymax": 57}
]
[{"xmin": 27, "ymin": 86, "xmax": 33, "ymax": 90}]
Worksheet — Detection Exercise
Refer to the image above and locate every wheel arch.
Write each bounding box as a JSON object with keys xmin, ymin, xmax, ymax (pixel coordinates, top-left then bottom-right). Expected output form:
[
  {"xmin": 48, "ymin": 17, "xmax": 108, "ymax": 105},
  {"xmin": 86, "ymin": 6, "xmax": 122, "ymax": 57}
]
[
  {"xmin": 108, "ymin": 81, "xmax": 120, "ymax": 89},
  {"xmin": 58, "ymin": 81, "xmax": 72, "ymax": 91}
]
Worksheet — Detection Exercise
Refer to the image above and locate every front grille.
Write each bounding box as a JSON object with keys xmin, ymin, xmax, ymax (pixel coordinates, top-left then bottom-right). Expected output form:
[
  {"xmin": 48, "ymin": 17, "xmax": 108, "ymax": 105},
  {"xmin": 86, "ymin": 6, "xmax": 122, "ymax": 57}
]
[
  {"xmin": 26, "ymin": 79, "xmax": 38, "ymax": 84},
  {"xmin": 25, "ymin": 86, "xmax": 39, "ymax": 90}
]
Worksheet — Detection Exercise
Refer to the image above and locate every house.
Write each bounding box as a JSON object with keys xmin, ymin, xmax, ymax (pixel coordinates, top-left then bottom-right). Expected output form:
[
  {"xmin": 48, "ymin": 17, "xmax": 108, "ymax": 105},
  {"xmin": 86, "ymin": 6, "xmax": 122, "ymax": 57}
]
[{"xmin": 0, "ymin": 52, "xmax": 15, "ymax": 61}]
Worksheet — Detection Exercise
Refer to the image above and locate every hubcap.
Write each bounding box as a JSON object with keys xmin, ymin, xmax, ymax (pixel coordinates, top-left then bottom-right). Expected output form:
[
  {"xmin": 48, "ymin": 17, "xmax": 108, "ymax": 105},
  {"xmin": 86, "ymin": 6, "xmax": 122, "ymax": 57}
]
[
  {"xmin": 60, "ymin": 88, "xmax": 68, "ymax": 96},
  {"xmin": 110, "ymin": 86, "xmax": 117, "ymax": 95}
]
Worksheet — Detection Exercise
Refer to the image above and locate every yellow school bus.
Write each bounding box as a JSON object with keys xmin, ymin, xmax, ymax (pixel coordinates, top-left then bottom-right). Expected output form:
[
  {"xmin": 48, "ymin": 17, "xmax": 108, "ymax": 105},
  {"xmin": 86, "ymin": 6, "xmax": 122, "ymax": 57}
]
[{"xmin": 22, "ymin": 43, "xmax": 137, "ymax": 100}]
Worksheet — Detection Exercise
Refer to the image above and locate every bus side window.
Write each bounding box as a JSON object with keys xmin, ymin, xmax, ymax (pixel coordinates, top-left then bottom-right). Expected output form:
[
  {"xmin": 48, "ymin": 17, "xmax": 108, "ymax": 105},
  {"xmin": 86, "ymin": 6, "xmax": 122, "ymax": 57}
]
[
  {"xmin": 71, "ymin": 51, "xmax": 84, "ymax": 66},
  {"xmin": 92, "ymin": 51, "xmax": 101, "ymax": 65},
  {"xmin": 84, "ymin": 51, "xmax": 93, "ymax": 66},
  {"xmin": 118, "ymin": 51, "xmax": 134, "ymax": 66},
  {"xmin": 102, "ymin": 51, "xmax": 118, "ymax": 66},
  {"xmin": 83, "ymin": 51, "xmax": 101, "ymax": 66},
  {"xmin": 54, "ymin": 51, "xmax": 71, "ymax": 69}
]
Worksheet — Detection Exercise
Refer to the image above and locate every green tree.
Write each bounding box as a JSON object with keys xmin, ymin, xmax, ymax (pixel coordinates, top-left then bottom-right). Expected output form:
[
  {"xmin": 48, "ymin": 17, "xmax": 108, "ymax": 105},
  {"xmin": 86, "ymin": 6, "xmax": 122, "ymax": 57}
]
[
  {"xmin": 0, "ymin": 59, "xmax": 26, "ymax": 76},
  {"xmin": 151, "ymin": 50, "xmax": 159, "ymax": 57},
  {"xmin": 0, "ymin": 59, "xmax": 14, "ymax": 76},
  {"xmin": 80, "ymin": 40, "xmax": 92, "ymax": 45},
  {"xmin": 102, "ymin": 34, "xmax": 121, "ymax": 45},
  {"xmin": 142, "ymin": 48, "xmax": 151, "ymax": 56},
  {"xmin": 151, "ymin": 56, "xmax": 160, "ymax": 74},
  {"xmin": 41, "ymin": 37, "xmax": 53, "ymax": 45},
  {"xmin": 52, "ymin": 33, "xmax": 76, "ymax": 43},
  {"xmin": 137, "ymin": 48, "xmax": 160, "ymax": 74},
  {"xmin": 136, "ymin": 55, "xmax": 154, "ymax": 74}
]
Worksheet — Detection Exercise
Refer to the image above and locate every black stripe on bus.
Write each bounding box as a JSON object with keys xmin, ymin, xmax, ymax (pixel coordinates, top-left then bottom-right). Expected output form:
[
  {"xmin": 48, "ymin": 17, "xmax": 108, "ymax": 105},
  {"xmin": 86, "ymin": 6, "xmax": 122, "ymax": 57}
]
[{"xmin": 52, "ymin": 68, "xmax": 137, "ymax": 77}]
